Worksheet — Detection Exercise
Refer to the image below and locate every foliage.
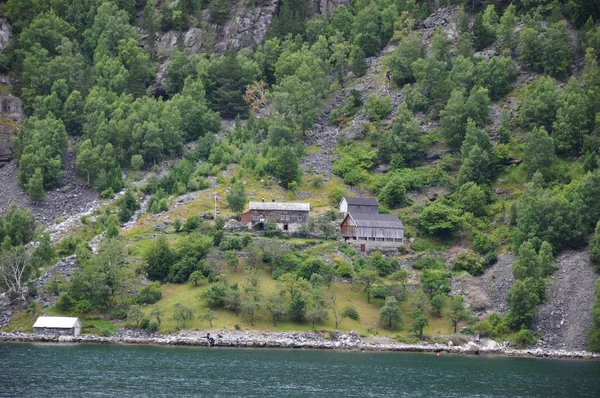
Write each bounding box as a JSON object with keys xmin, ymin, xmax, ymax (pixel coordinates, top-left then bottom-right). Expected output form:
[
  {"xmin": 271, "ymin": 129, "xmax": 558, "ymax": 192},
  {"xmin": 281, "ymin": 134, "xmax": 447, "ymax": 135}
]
[
  {"xmin": 591, "ymin": 221, "xmax": 600, "ymax": 271},
  {"xmin": 117, "ymin": 190, "xmax": 140, "ymax": 223},
  {"xmin": 430, "ymin": 294, "xmax": 445, "ymax": 317},
  {"xmin": 552, "ymin": 77, "xmax": 593, "ymax": 155},
  {"xmin": 542, "ymin": 21, "xmax": 572, "ymax": 77},
  {"xmin": 356, "ymin": 268, "xmax": 380, "ymax": 303},
  {"xmin": 171, "ymin": 303, "xmax": 194, "ymax": 328},
  {"xmin": 386, "ymin": 34, "xmax": 423, "ymax": 86},
  {"xmin": 378, "ymin": 174, "xmax": 407, "ymax": 208},
  {"xmin": 0, "ymin": 246, "xmax": 34, "ymax": 304},
  {"xmin": 226, "ymin": 182, "xmax": 247, "ymax": 215},
  {"xmin": 0, "ymin": 206, "xmax": 36, "ymax": 247},
  {"xmin": 508, "ymin": 278, "xmax": 540, "ymax": 330},
  {"xmin": 14, "ymin": 116, "xmax": 68, "ymax": 190},
  {"xmin": 143, "ymin": 236, "xmax": 175, "ymax": 281},
  {"xmin": 136, "ymin": 282, "xmax": 162, "ymax": 305},
  {"xmin": 452, "ymin": 252, "xmax": 484, "ymax": 276},
  {"xmin": 589, "ymin": 280, "xmax": 600, "ymax": 352},
  {"xmin": 523, "ymin": 127, "xmax": 556, "ymax": 179},
  {"xmin": 379, "ymin": 296, "xmax": 402, "ymax": 329},
  {"xmin": 199, "ymin": 308, "xmax": 218, "ymax": 327},
  {"xmin": 418, "ymin": 200, "xmax": 463, "ymax": 238},
  {"xmin": 364, "ymin": 95, "xmax": 392, "ymax": 123},
  {"xmin": 519, "ymin": 76, "xmax": 560, "ymax": 132},
  {"xmin": 421, "ymin": 268, "xmax": 451, "ymax": 298},
  {"xmin": 449, "ymin": 296, "xmax": 469, "ymax": 333},
  {"xmin": 410, "ymin": 308, "xmax": 428, "ymax": 338},
  {"xmin": 455, "ymin": 182, "xmax": 488, "ymax": 217}
]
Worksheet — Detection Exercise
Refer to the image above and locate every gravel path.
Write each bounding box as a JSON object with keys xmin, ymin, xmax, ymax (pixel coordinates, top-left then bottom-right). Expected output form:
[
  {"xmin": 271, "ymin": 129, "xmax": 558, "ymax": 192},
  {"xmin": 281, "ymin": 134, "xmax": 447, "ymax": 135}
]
[{"xmin": 533, "ymin": 249, "xmax": 598, "ymax": 351}]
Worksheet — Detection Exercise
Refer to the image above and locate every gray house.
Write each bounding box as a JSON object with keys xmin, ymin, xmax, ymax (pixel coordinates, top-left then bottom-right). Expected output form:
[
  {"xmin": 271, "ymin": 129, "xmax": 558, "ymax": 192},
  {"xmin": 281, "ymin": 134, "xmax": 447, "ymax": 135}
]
[
  {"xmin": 33, "ymin": 316, "xmax": 82, "ymax": 336},
  {"xmin": 339, "ymin": 197, "xmax": 379, "ymax": 216},
  {"xmin": 340, "ymin": 212, "xmax": 405, "ymax": 250}
]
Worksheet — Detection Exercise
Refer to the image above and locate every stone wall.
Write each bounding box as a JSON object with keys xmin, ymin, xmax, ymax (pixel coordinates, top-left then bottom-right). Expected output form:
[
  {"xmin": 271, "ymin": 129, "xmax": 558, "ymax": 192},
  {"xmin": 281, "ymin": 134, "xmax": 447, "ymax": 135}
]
[{"xmin": 34, "ymin": 327, "xmax": 76, "ymax": 336}]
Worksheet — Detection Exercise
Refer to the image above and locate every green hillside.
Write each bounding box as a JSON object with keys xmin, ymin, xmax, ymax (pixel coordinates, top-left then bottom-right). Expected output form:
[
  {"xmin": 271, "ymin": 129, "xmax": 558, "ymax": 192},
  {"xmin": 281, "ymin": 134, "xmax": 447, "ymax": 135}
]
[{"xmin": 1, "ymin": 0, "xmax": 600, "ymax": 349}]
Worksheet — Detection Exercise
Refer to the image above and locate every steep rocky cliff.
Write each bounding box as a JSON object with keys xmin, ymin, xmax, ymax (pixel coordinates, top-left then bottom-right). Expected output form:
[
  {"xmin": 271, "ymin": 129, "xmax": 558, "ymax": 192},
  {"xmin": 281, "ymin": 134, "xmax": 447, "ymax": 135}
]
[
  {"xmin": 155, "ymin": 0, "xmax": 348, "ymax": 56},
  {"xmin": 152, "ymin": 0, "xmax": 348, "ymax": 90},
  {"xmin": 0, "ymin": 19, "xmax": 23, "ymax": 168}
]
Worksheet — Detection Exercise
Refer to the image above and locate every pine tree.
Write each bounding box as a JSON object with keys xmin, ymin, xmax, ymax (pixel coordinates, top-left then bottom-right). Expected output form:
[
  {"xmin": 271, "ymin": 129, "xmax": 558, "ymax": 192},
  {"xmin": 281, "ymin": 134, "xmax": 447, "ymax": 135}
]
[
  {"xmin": 439, "ymin": 89, "xmax": 468, "ymax": 147},
  {"xmin": 143, "ymin": 235, "xmax": 175, "ymax": 281},
  {"xmin": 351, "ymin": 47, "xmax": 368, "ymax": 78},
  {"xmin": 498, "ymin": 4, "xmax": 518, "ymax": 50},
  {"xmin": 465, "ymin": 85, "xmax": 490, "ymax": 126},
  {"xmin": 552, "ymin": 78, "xmax": 593, "ymax": 155},
  {"xmin": 472, "ymin": 12, "xmax": 495, "ymax": 51},
  {"xmin": 27, "ymin": 168, "xmax": 45, "ymax": 203},
  {"xmin": 207, "ymin": 48, "xmax": 248, "ymax": 118},
  {"xmin": 519, "ymin": 76, "xmax": 560, "ymax": 132},
  {"xmin": 461, "ymin": 119, "xmax": 492, "ymax": 158},
  {"xmin": 458, "ymin": 145, "xmax": 491, "ymax": 186},
  {"xmin": 391, "ymin": 105, "xmax": 423, "ymax": 164},
  {"xmin": 542, "ymin": 20, "xmax": 572, "ymax": 77},
  {"xmin": 518, "ymin": 26, "xmax": 543, "ymax": 71},
  {"xmin": 523, "ymin": 126, "xmax": 556, "ymax": 179}
]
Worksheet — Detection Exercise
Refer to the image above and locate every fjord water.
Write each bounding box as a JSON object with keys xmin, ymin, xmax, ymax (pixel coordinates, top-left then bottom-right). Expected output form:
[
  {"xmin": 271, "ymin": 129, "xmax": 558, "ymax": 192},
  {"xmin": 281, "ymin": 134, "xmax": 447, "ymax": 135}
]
[{"xmin": 1, "ymin": 343, "xmax": 599, "ymax": 397}]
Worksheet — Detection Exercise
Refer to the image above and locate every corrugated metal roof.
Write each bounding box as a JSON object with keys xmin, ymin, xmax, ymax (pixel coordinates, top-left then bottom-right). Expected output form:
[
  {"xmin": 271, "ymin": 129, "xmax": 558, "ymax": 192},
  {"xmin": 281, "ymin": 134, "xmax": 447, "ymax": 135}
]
[
  {"xmin": 349, "ymin": 213, "xmax": 404, "ymax": 229},
  {"xmin": 344, "ymin": 197, "xmax": 379, "ymax": 206},
  {"xmin": 249, "ymin": 202, "xmax": 310, "ymax": 211},
  {"xmin": 33, "ymin": 316, "xmax": 81, "ymax": 329}
]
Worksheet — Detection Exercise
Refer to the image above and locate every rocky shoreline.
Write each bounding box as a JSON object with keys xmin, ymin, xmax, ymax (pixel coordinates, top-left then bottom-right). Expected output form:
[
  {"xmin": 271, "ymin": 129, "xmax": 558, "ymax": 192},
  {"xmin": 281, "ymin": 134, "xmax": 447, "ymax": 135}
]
[{"xmin": 1, "ymin": 330, "xmax": 598, "ymax": 360}]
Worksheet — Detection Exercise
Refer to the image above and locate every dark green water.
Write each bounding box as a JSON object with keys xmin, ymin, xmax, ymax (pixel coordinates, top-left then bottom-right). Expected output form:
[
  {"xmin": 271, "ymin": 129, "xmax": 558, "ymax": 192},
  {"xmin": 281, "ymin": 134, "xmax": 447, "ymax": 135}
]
[{"xmin": 1, "ymin": 343, "xmax": 599, "ymax": 397}]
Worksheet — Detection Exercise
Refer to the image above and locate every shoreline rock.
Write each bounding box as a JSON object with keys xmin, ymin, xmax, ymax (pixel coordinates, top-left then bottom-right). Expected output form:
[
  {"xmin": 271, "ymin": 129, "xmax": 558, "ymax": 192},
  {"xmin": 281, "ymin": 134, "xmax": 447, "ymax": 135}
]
[{"xmin": 1, "ymin": 330, "xmax": 598, "ymax": 361}]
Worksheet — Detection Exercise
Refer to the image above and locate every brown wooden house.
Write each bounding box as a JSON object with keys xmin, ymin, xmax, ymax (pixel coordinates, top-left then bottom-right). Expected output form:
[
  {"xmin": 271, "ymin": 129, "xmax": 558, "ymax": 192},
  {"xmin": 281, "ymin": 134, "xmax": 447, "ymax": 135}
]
[
  {"xmin": 340, "ymin": 212, "xmax": 404, "ymax": 248},
  {"xmin": 240, "ymin": 201, "xmax": 310, "ymax": 232}
]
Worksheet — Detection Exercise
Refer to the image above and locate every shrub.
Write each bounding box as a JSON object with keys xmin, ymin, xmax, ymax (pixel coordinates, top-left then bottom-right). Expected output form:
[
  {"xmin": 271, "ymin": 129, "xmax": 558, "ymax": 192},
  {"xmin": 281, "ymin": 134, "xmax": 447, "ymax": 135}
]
[
  {"xmin": 136, "ymin": 282, "xmax": 162, "ymax": 304},
  {"xmin": 148, "ymin": 322, "xmax": 159, "ymax": 332},
  {"xmin": 412, "ymin": 256, "xmax": 443, "ymax": 270},
  {"xmin": 473, "ymin": 231, "xmax": 495, "ymax": 254},
  {"xmin": 514, "ymin": 328, "xmax": 537, "ymax": 347},
  {"xmin": 138, "ymin": 317, "xmax": 149, "ymax": 330},
  {"xmin": 55, "ymin": 292, "xmax": 74, "ymax": 312},
  {"xmin": 365, "ymin": 96, "xmax": 392, "ymax": 123},
  {"xmin": 75, "ymin": 300, "xmax": 93, "ymax": 315},
  {"xmin": 57, "ymin": 236, "xmax": 85, "ymax": 256},
  {"xmin": 328, "ymin": 187, "xmax": 346, "ymax": 206},
  {"xmin": 474, "ymin": 320, "xmax": 494, "ymax": 337},
  {"xmin": 184, "ymin": 215, "xmax": 201, "ymax": 232},
  {"xmin": 452, "ymin": 252, "xmax": 484, "ymax": 276},
  {"xmin": 418, "ymin": 200, "xmax": 463, "ymax": 238},
  {"xmin": 220, "ymin": 237, "xmax": 242, "ymax": 251}
]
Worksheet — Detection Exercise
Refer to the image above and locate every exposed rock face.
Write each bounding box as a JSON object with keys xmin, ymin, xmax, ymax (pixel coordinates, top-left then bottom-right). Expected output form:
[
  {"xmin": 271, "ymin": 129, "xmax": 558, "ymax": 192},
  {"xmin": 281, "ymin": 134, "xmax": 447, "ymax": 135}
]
[
  {"xmin": 33, "ymin": 255, "xmax": 80, "ymax": 307},
  {"xmin": 155, "ymin": 0, "xmax": 280, "ymax": 57},
  {"xmin": 0, "ymin": 19, "xmax": 23, "ymax": 167},
  {"xmin": 0, "ymin": 124, "xmax": 18, "ymax": 166},
  {"xmin": 0, "ymin": 18, "xmax": 12, "ymax": 51},
  {"xmin": 312, "ymin": 0, "xmax": 349, "ymax": 15}
]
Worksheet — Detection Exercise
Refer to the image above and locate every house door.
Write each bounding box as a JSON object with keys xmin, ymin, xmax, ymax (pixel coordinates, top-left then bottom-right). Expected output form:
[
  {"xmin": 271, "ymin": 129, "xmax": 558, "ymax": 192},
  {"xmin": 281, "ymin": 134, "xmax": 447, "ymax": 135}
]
[
  {"xmin": 360, "ymin": 244, "xmax": 366, "ymax": 253},
  {"xmin": 283, "ymin": 224, "xmax": 289, "ymax": 231}
]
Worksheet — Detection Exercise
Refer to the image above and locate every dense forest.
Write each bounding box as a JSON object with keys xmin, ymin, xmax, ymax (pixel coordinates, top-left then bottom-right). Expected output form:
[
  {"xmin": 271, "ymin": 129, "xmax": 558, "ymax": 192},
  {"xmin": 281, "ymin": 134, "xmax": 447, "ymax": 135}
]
[{"xmin": 1, "ymin": 0, "xmax": 600, "ymax": 350}]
